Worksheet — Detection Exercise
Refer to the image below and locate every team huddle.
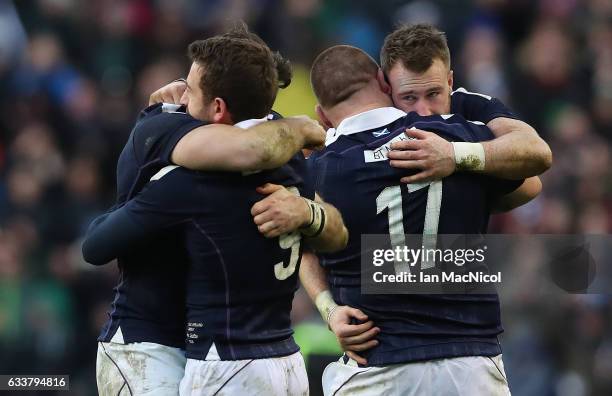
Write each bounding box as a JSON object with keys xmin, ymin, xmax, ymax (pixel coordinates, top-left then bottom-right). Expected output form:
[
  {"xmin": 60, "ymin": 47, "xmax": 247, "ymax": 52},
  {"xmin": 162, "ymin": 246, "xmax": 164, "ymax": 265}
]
[{"xmin": 82, "ymin": 22, "xmax": 552, "ymax": 396}]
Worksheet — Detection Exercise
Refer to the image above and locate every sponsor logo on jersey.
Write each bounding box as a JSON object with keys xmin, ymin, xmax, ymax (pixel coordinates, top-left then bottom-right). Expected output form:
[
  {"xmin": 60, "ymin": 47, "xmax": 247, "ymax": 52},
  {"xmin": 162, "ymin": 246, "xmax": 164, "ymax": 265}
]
[
  {"xmin": 364, "ymin": 132, "xmax": 415, "ymax": 163},
  {"xmin": 372, "ymin": 128, "xmax": 391, "ymax": 137}
]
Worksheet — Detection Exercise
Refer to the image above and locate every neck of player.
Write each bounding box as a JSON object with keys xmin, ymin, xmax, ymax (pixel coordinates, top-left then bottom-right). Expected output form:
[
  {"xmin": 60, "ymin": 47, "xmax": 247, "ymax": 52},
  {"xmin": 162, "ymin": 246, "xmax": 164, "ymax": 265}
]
[{"xmin": 325, "ymin": 84, "xmax": 394, "ymax": 128}]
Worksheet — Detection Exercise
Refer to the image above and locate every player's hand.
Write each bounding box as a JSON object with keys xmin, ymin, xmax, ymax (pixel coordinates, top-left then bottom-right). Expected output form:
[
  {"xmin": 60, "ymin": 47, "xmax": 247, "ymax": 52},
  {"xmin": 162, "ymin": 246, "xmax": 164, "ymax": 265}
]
[
  {"xmin": 285, "ymin": 115, "xmax": 326, "ymax": 150},
  {"xmin": 251, "ymin": 183, "xmax": 310, "ymax": 238},
  {"xmin": 329, "ymin": 306, "xmax": 380, "ymax": 365},
  {"xmin": 387, "ymin": 128, "xmax": 456, "ymax": 183},
  {"xmin": 148, "ymin": 79, "xmax": 187, "ymax": 106}
]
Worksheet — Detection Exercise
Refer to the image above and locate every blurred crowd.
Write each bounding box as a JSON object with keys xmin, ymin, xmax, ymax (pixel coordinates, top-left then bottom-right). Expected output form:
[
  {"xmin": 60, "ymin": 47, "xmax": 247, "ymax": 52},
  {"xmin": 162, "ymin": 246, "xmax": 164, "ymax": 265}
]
[{"xmin": 0, "ymin": 0, "xmax": 610, "ymax": 395}]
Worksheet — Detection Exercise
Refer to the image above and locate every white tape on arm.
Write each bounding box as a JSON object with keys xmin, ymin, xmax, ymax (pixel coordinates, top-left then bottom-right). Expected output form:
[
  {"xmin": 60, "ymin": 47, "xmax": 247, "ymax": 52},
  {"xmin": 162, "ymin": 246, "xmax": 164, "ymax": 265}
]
[
  {"xmin": 314, "ymin": 290, "xmax": 339, "ymax": 326},
  {"xmin": 451, "ymin": 142, "xmax": 486, "ymax": 171},
  {"xmin": 300, "ymin": 198, "xmax": 327, "ymax": 238}
]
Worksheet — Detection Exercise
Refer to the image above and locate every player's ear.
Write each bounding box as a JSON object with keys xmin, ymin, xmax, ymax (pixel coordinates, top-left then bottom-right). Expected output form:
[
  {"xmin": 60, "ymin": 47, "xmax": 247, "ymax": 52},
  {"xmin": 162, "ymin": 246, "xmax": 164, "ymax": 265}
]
[
  {"xmin": 315, "ymin": 104, "xmax": 333, "ymax": 129},
  {"xmin": 377, "ymin": 69, "xmax": 391, "ymax": 94},
  {"xmin": 211, "ymin": 97, "xmax": 232, "ymax": 124},
  {"xmin": 448, "ymin": 69, "xmax": 454, "ymax": 91}
]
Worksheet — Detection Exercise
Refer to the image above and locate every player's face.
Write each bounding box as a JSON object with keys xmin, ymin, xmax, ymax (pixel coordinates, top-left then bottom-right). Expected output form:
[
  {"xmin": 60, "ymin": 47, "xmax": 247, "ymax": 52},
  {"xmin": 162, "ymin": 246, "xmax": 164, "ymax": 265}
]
[
  {"xmin": 180, "ymin": 62, "xmax": 214, "ymax": 122},
  {"xmin": 387, "ymin": 58, "xmax": 453, "ymax": 116}
]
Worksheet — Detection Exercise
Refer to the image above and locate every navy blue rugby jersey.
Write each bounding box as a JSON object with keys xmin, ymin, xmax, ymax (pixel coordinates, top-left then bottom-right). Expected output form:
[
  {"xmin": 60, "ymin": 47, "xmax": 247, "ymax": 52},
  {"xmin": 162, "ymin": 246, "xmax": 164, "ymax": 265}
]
[
  {"xmin": 83, "ymin": 154, "xmax": 314, "ymax": 360},
  {"xmin": 116, "ymin": 103, "xmax": 206, "ymax": 203},
  {"xmin": 450, "ymin": 87, "xmax": 518, "ymax": 124},
  {"xmin": 97, "ymin": 103, "xmax": 206, "ymax": 347},
  {"xmin": 309, "ymin": 107, "xmax": 522, "ymax": 366}
]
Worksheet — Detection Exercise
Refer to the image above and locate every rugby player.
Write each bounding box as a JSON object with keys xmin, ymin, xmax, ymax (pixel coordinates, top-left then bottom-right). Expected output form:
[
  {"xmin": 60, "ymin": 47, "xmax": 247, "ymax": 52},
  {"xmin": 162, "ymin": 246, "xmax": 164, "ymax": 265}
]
[
  {"xmin": 255, "ymin": 25, "xmax": 551, "ymax": 367},
  {"xmin": 254, "ymin": 44, "xmax": 541, "ymax": 394},
  {"xmin": 325, "ymin": 23, "xmax": 551, "ymax": 358},
  {"xmin": 381, "ymin": 24, "xmax": 552, "ymax": 182},
  {"xmin": 307, "ymin": 45, "xmax": 540, "ymax": 395},
  {"xmin": 83, "ymin": 25, "xmax": 326, "ymax": 395},
  {"xmin": 83, "ymin": 30, "xmax": 348, "ymax": 395},
  {"xmin": 311, "ymin": 46, "xmax": 541, "ymax": 395}
]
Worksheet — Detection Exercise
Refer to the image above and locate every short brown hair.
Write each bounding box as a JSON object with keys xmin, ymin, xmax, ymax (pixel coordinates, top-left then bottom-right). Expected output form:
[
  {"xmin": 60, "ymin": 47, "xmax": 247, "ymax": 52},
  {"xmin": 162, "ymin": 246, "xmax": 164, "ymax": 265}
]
[
  {"xmin": 310, "ymin": 45, "xmax": 379, "ymax": 108},
  {"xmin": 221, "ymin": 22, "xmax": 292, "ymax": 89},
  {"xmin": 380, "ymin": 24, "xmax": 450, "ymax": 74},
  {"xmin": 188, "ymin": 25, "xmax": 291, "ymax": 122}
]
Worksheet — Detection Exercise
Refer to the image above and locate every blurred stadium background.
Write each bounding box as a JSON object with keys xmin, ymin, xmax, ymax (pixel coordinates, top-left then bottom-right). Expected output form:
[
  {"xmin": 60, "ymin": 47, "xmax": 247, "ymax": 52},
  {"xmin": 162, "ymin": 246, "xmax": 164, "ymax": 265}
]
[{"xmin": 0, "ymin": 0, "xmax": 611, "ymax": 395}]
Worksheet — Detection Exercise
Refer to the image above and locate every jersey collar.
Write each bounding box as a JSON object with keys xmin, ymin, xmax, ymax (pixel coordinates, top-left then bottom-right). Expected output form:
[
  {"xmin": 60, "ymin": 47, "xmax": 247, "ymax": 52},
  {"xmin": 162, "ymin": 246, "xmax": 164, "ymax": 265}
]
[
  {"xmin": 326, "ymin": 107, "xmax": 406, "ymax": 146},
  {"xmin": 234, "ymin": 116, "xmax": 269, "ymax": 129}
]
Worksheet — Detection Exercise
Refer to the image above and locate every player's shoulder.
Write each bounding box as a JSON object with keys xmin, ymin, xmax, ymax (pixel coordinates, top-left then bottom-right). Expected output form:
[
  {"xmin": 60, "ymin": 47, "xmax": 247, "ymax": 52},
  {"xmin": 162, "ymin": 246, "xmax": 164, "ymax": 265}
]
[
  {"xmin": 450, "ymin": 87, "xmax": 496, "ymax": 116},
  {"xmin": 404, "ymin": 113, "xmax": 494, "ymax": 143},
  {"xmin": 135, "ymin": 103, "xmax": 202, "ymax": 130},
  {"xmin": 451, "ymin": 87, "xmax": 493, "ymax": 101},
  {"xmin": 137, "ymin": 102, "xmax": 188, "ymax": 118},
  {"xmin": 130, "ymin": 103, "xmax": 207, "ymax": 161},
  {"xmin": 450, "ymin": 87, "xmax": 518, "ymax": 123},
  {"xmin": 409, "ymin": 112, "xmax": 484, "ymax": 126}
]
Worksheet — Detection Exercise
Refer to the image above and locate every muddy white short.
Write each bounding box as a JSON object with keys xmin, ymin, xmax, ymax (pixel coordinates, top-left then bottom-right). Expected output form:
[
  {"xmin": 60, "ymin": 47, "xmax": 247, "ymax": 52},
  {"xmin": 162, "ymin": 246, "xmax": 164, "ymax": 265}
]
[
  {"xmin": 179, "ymin": 348, "xmax": 308, "ymax": 396},
  {"xmin": 322, "ymin": 354, "xmax": 511, "ymax": 396},
  {"xmin": 96, "ymin": 332, "xmax": 186, "ymax": 395}
]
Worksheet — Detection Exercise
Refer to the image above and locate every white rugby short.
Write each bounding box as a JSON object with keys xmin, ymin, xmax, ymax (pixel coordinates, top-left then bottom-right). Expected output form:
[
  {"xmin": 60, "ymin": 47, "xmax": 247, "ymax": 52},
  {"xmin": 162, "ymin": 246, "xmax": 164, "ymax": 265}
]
[
  {"xmin": 179, "ymin": 347, "xmax": 308, "ymax": 396},
  {"xmin": 322, "ymin": 354, "xmax": 511, "ymax": 396},
  {"xmin": 96, "ymin": 328, "xmax": 186, "ymax": 395}
]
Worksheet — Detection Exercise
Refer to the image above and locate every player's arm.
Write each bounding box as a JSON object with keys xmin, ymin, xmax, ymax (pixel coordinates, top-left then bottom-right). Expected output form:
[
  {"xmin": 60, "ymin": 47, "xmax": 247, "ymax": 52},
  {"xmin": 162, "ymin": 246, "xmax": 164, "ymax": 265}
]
[
  {"xmin": 479, "ymin": 117, "xmax": 552, "ymax": 179},
  {"xmin": 492, "ymin": 176, "xmax": 542, "ymax": 213},
  {"xmin": 387, "ymin": 96, "xmax": 552, "ymax": 182},
  {"xmin": 250, "ymin": 184, "xmax": 348, "ymax": 253},
  {"xmin": 299, "ymin": 252, "xmax": 379, "ymax": 365},
  {"xmin": 82, "ymin": 205, "xmax": 158, "ymax": 265},
  {"xmin": 172, "ymin": 116, "xmax": 325, "ymax": 172},
  {"xmin": 304, "ymin": 193, "xmax": 348, "ymax": 252},
  {"xmin": 387, "ymin": 123, "xmax": 551, "ymax": 182},
  {"xmin": 82, "ymin": 168, "xmax": 191, "ymax": 265},
  {"xmin": 148, "ymin": 80, "xmax": 326, "ymax": 172}
]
